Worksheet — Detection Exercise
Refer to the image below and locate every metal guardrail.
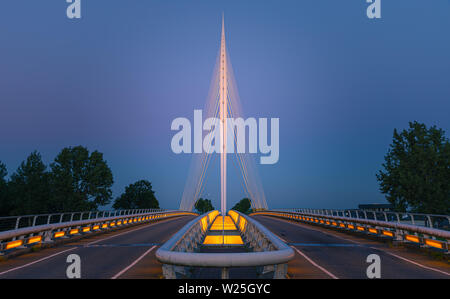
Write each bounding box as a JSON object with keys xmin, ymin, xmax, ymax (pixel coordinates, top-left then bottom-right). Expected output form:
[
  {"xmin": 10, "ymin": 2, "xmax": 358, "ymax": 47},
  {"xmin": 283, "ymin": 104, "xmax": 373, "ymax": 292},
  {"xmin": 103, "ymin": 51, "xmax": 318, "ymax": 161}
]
[
  {"xmin": 156, "ymin": 210, "xmax": 294, "ymax": 279},
  {"xmin": 252, "ymin": 210, "xmax": 450, "ymax": 252},
  {"xmin": 0, "ymin": 209, "xmax": 197, "ymax": 253},
  {"xmin": 0, "ymin": 209, "xmax": 164, "ymax": 232},
  {"xmin": 276, "ymin": 208, "xmax": 450, "ymax": 231}
]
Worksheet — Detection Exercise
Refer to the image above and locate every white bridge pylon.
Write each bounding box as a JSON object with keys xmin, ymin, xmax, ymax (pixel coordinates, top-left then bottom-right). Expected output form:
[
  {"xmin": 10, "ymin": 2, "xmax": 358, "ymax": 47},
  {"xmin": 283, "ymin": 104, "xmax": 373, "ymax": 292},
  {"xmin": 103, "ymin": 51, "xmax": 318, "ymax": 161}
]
[{"xmin": 179, "ymin": 15, "xmax": 268, "ymax": 214}]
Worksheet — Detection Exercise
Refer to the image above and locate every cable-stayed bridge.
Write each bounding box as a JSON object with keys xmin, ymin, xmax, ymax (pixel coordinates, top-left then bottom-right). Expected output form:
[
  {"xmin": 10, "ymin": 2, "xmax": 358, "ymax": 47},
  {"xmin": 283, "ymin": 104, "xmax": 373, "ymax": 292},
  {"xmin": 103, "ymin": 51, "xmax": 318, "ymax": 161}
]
[{"xmin": 0, "ymin": 18, "xmax": 448, "ymax": 280}]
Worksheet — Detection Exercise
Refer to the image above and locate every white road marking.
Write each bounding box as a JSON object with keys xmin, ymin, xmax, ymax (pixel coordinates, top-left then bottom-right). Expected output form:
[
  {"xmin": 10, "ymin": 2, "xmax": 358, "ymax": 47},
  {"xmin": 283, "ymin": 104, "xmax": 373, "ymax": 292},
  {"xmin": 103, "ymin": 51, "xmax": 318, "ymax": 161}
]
[
  {"xmin": 259, "ymin": 215, "xmax": 362, "ymax": 245},
  {"xmin": 291, "ymin": 246, "xmax": 339, "ymax": 279},
  {"xmin": 110, "ymin": 245, "xmax": 157, "ymax": 279},
  {"xmin": 369, "ymin": 247, "xmax": 450, "ymax": 277},
  {"xmin": 259, "ymin": 215, "xmax": 450, "ymax": 278},
  {"xmin": 0, "ymin": 217, "xmax": 184, "ymax": 276},
  {"xmin": 0, "ymin": 247, "xmax": 77, "ymax": 276},
  {"xmin": 275, "ymin": 234, "xmax": 338, "ymax": 279}
]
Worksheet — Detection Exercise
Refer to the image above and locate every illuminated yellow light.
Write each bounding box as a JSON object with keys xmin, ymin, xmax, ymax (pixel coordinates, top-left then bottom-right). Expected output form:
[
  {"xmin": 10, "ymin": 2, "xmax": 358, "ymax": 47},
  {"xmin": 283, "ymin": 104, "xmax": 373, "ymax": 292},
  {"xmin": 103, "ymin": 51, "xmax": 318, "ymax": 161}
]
[
  {"xmin": 406, "ymin": 235, "xmax": 420, "ymax": 243},
  {"xmin": 102, "ymin": 224, "xmax": 108, "ymax": 229},
  {"xmin": 93, "ymin": 225, "xmax": 100, "ymax": 230},
  {"xmin": 6, "ymin": 240, "xmax": 23, "ymax": 250},
  {"xmin": 228, "ymin": 210, "xmax": 239, "ymax": 223},
  {"xmin": 239, "ymin": 217, "xmax": 247, "ymax": 232},
  {"xmin": 110, "ymin": 222, "xmax": 116, "ymax": 227},
  {"xmin": 368, "ymin": 228, "xmax": 378, "ymax": 234},
  {"xmin": 339, "ymin": 223, "xmax": 345, "ymax": 228},
  {"xmin": 138, "ymin": 217, "xmax": 142, "ymax": 221},
  {"xmin": 203, "ymin": 235, "xmax": 244, "ymax": 245},
  {"xmin": 347, "ymin": 224, "xmax": 355, "ymax": 229},
  {"xmin": 82, "ymin": 227, "xmax": 90, "ymax": 233},
  {"xmin": 332, "ymin": 222, "xmax": 337, "ymax": 226},
  {"xmin": 425, "ymin": 239, "xmax": 443, "ymax": 249},
  {"xmin": 70, "ymin": 229, "xmax": 79, "ymax": 235},
  {"xmin": 201, "ymin": 216, "xmax": 208, "ymax": 232},
  {"xmin": 208, "ymin": 210, "xmax": 219, "ymax": 225},
  {"xmin": 54, "ymin": 231, "xmax": 65, "ymax": 238},
  {"xmin": 357, "ymin": 226, "xmax": 365, "ymax": 231},
  {"xmin": 133, "ymin": 219, "xmax": 137, "ymax": 222},
  {"xmin": 28, "ymin": 236, "xmax": 42, "ymax": 244},
  {"xmin": 124, "ymin": 220, "xmax": 128, "ymax": 224},
  {"xmin": 210, "ymin": 216, "xmax": 237, "ymax": 231},
  {"xmin": 382, "ymin": 231, "xmax": 393, "ymax": 237},
  {"xmin": 117, "ymin": 221, "xmax": 122, "ymax": 225}
]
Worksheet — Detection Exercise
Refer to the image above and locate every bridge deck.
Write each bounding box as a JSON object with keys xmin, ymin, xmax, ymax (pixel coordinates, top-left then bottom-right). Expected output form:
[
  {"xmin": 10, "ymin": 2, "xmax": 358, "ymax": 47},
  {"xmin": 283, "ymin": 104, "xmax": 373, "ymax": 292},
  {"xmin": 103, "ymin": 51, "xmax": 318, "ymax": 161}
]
[
  {"xmin": 0, "ymin": 216, "xmax": 195, "ymax": 279},
  {"xmin": 252, "ymin": 215, "xmax": 450, "ymax": 279},
  {"xmin": 0, "ymin": 215, "xmax": 449, "ymax": 279}
]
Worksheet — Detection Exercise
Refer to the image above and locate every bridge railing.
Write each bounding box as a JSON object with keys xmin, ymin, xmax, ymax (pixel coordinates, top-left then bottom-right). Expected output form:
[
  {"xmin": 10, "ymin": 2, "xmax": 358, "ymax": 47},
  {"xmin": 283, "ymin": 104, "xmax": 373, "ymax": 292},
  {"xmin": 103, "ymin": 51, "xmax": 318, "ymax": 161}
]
[
  {"xmin": 0, "ymin": 209, "xmax": 164, "ymax": 233},
  {"xmin": 156, "ymin": 210, "xmax": 294, "ymax": 279},
  {"xmin": 0, "ymin": 209, "xmax": 197, "ymax": 253},
  {"xmin": 252, "ymin": 210, "xmax": 450, "ymax": 252},
  {"xmin": 275, "ymin": 208, "xmax": 450, "ymax": 231}
]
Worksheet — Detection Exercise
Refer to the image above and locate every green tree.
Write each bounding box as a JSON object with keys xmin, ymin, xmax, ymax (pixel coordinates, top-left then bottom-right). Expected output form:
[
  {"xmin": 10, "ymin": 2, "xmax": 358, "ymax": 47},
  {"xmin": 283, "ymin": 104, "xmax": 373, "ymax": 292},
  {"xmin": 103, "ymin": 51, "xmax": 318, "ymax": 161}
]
[
  {"xmin": 8, "ymin": 152, "xmax": 52, "ymax": 215},
  {"xmin": 376, "ymin": 121, "xmax": 450, "ymax": 214},
  {"xmin": 50, "ymin": 146, "xmax": 114, "ymax": 212},
  {"xmin": 0, "ymin": 161, "xmax": 12, "ymax": 216},
  {"xmin": 113, "ymin": 180, "xmax": 159, "ymax": 210},
  {"xmin": 231, "ymin": 198, "xmax": 252, "ymax": 214},
  {"xmin": 194, "ymin": 198, "xmax": 214, "ymax": 214}
]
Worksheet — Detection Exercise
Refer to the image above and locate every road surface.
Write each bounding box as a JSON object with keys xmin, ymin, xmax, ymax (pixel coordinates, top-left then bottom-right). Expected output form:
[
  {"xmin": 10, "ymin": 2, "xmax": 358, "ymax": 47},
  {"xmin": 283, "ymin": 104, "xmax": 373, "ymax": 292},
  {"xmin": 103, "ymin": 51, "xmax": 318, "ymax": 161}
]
[
  {"xmin": 0, "ymin": 215, "xmax": 195, "ymax": 279},
  {"xmin": 252, "ymin": 215, "xmax": 450, "ymax": 279},
  {"xmin": 1, "ymin": 214, "xmax": 449, "ymax": 279}
]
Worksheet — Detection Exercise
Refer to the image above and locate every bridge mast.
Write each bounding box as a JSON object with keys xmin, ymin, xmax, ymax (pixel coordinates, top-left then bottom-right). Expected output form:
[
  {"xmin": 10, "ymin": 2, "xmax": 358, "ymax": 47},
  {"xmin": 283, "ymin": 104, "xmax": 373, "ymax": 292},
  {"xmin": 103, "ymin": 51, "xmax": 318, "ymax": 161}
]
[{"xmin": 219, "ymin": 15, "xmax": 228, "ymax": 216}]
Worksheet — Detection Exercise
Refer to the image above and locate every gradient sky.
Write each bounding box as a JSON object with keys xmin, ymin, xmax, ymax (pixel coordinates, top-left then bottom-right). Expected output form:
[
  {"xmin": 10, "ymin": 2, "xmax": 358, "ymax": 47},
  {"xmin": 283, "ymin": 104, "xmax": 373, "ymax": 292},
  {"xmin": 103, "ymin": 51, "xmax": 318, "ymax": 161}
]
[{"xmin": 0, "ymin": 1, "xmax": 449, "ymax": 211}]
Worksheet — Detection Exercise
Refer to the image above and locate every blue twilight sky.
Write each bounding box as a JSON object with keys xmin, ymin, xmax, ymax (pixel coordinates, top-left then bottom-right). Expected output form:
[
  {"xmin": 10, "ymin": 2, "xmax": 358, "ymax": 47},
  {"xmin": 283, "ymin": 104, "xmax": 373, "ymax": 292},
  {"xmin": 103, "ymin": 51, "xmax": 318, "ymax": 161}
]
[{"xmin": 0, "ymin": 1, "xmax": 449, "ymax": 211}]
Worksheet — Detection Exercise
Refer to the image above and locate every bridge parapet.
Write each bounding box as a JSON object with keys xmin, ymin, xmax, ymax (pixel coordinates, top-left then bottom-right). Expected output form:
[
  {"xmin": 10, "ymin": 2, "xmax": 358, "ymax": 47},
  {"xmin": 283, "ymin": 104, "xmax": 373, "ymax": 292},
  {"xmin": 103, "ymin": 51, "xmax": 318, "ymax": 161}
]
[
  {"xmin": 253, "ymin": 210, "xmax": 450, "ymax": 253},
  {"xmin": 276, "ymin": 208, "xmax": 450, "ymax": 231},
  {"xmin": 0, "ymin": 209, "xmax": 197, "ymax": 253},
  {"xmin": 156, "ymin": 210, "xmax": 294, "ymax": 279}
]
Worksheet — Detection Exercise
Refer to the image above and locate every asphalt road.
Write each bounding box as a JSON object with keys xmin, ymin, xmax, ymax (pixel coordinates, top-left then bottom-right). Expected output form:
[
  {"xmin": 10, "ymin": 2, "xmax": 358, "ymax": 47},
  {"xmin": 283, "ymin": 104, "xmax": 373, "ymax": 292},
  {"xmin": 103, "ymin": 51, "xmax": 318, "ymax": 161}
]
[
  {"xmin": 0, "ymin": 215, "xmax": 195, "ymax": 279},
  {"xmin": 1, "ymin": 214, "xmax": 449, "ymax": 279},
  {"xmin": 253, "ymin": 215, "xmax": 450, "ymax": 279}
]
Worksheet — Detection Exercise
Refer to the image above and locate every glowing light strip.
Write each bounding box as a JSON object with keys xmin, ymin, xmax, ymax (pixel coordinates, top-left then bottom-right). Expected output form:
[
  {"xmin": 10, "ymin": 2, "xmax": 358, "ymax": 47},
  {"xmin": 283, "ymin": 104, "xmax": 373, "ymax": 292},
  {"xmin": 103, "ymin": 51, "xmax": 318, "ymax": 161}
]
[
  {"xmin": 54, "ymin": 231, "xmax": 65, "ymax": 238},
  {"xmin": 6, "ymin": 240, "xmax": 23, "ymax": 250},
  {"xmin": 425, "ymin": 239, "xmax": 443, "ymax": 249},
  {"xmin": 382, "ymin": 231, "xmax": 393, "ymax": 237},
  {"xmin": 368, "ymin": 228, "xmax": 378, "ymax": 234},
  {"xmin": 28, "ymin": 236, "xmax": 42, "ymax": 244},
  {"xmin": 406, "ymin": 235, "xmax": 420, "ymax": 243},
  {"xmin": 203, "ymin": 235, "xmax": 244, "ymax": 245}
]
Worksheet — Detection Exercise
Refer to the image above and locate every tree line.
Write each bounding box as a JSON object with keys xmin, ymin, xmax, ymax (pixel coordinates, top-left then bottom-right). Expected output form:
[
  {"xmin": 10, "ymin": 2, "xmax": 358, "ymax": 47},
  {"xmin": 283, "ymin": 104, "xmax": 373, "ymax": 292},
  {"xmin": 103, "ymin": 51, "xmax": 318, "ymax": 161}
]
[
  {"xmin": 194, "ymin": 197, "xmax": 252, "ymax": 215},
  {"xmin": 194, "ymin": 122, "xmax": 450, "ymax": 216},
  {"xmin": 0, "ymin": 146, "xmax": 159, "ymax": 216},
  {"xmin": 0, "ymin": 121, "xmax": 448, "ymax": 217}
]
